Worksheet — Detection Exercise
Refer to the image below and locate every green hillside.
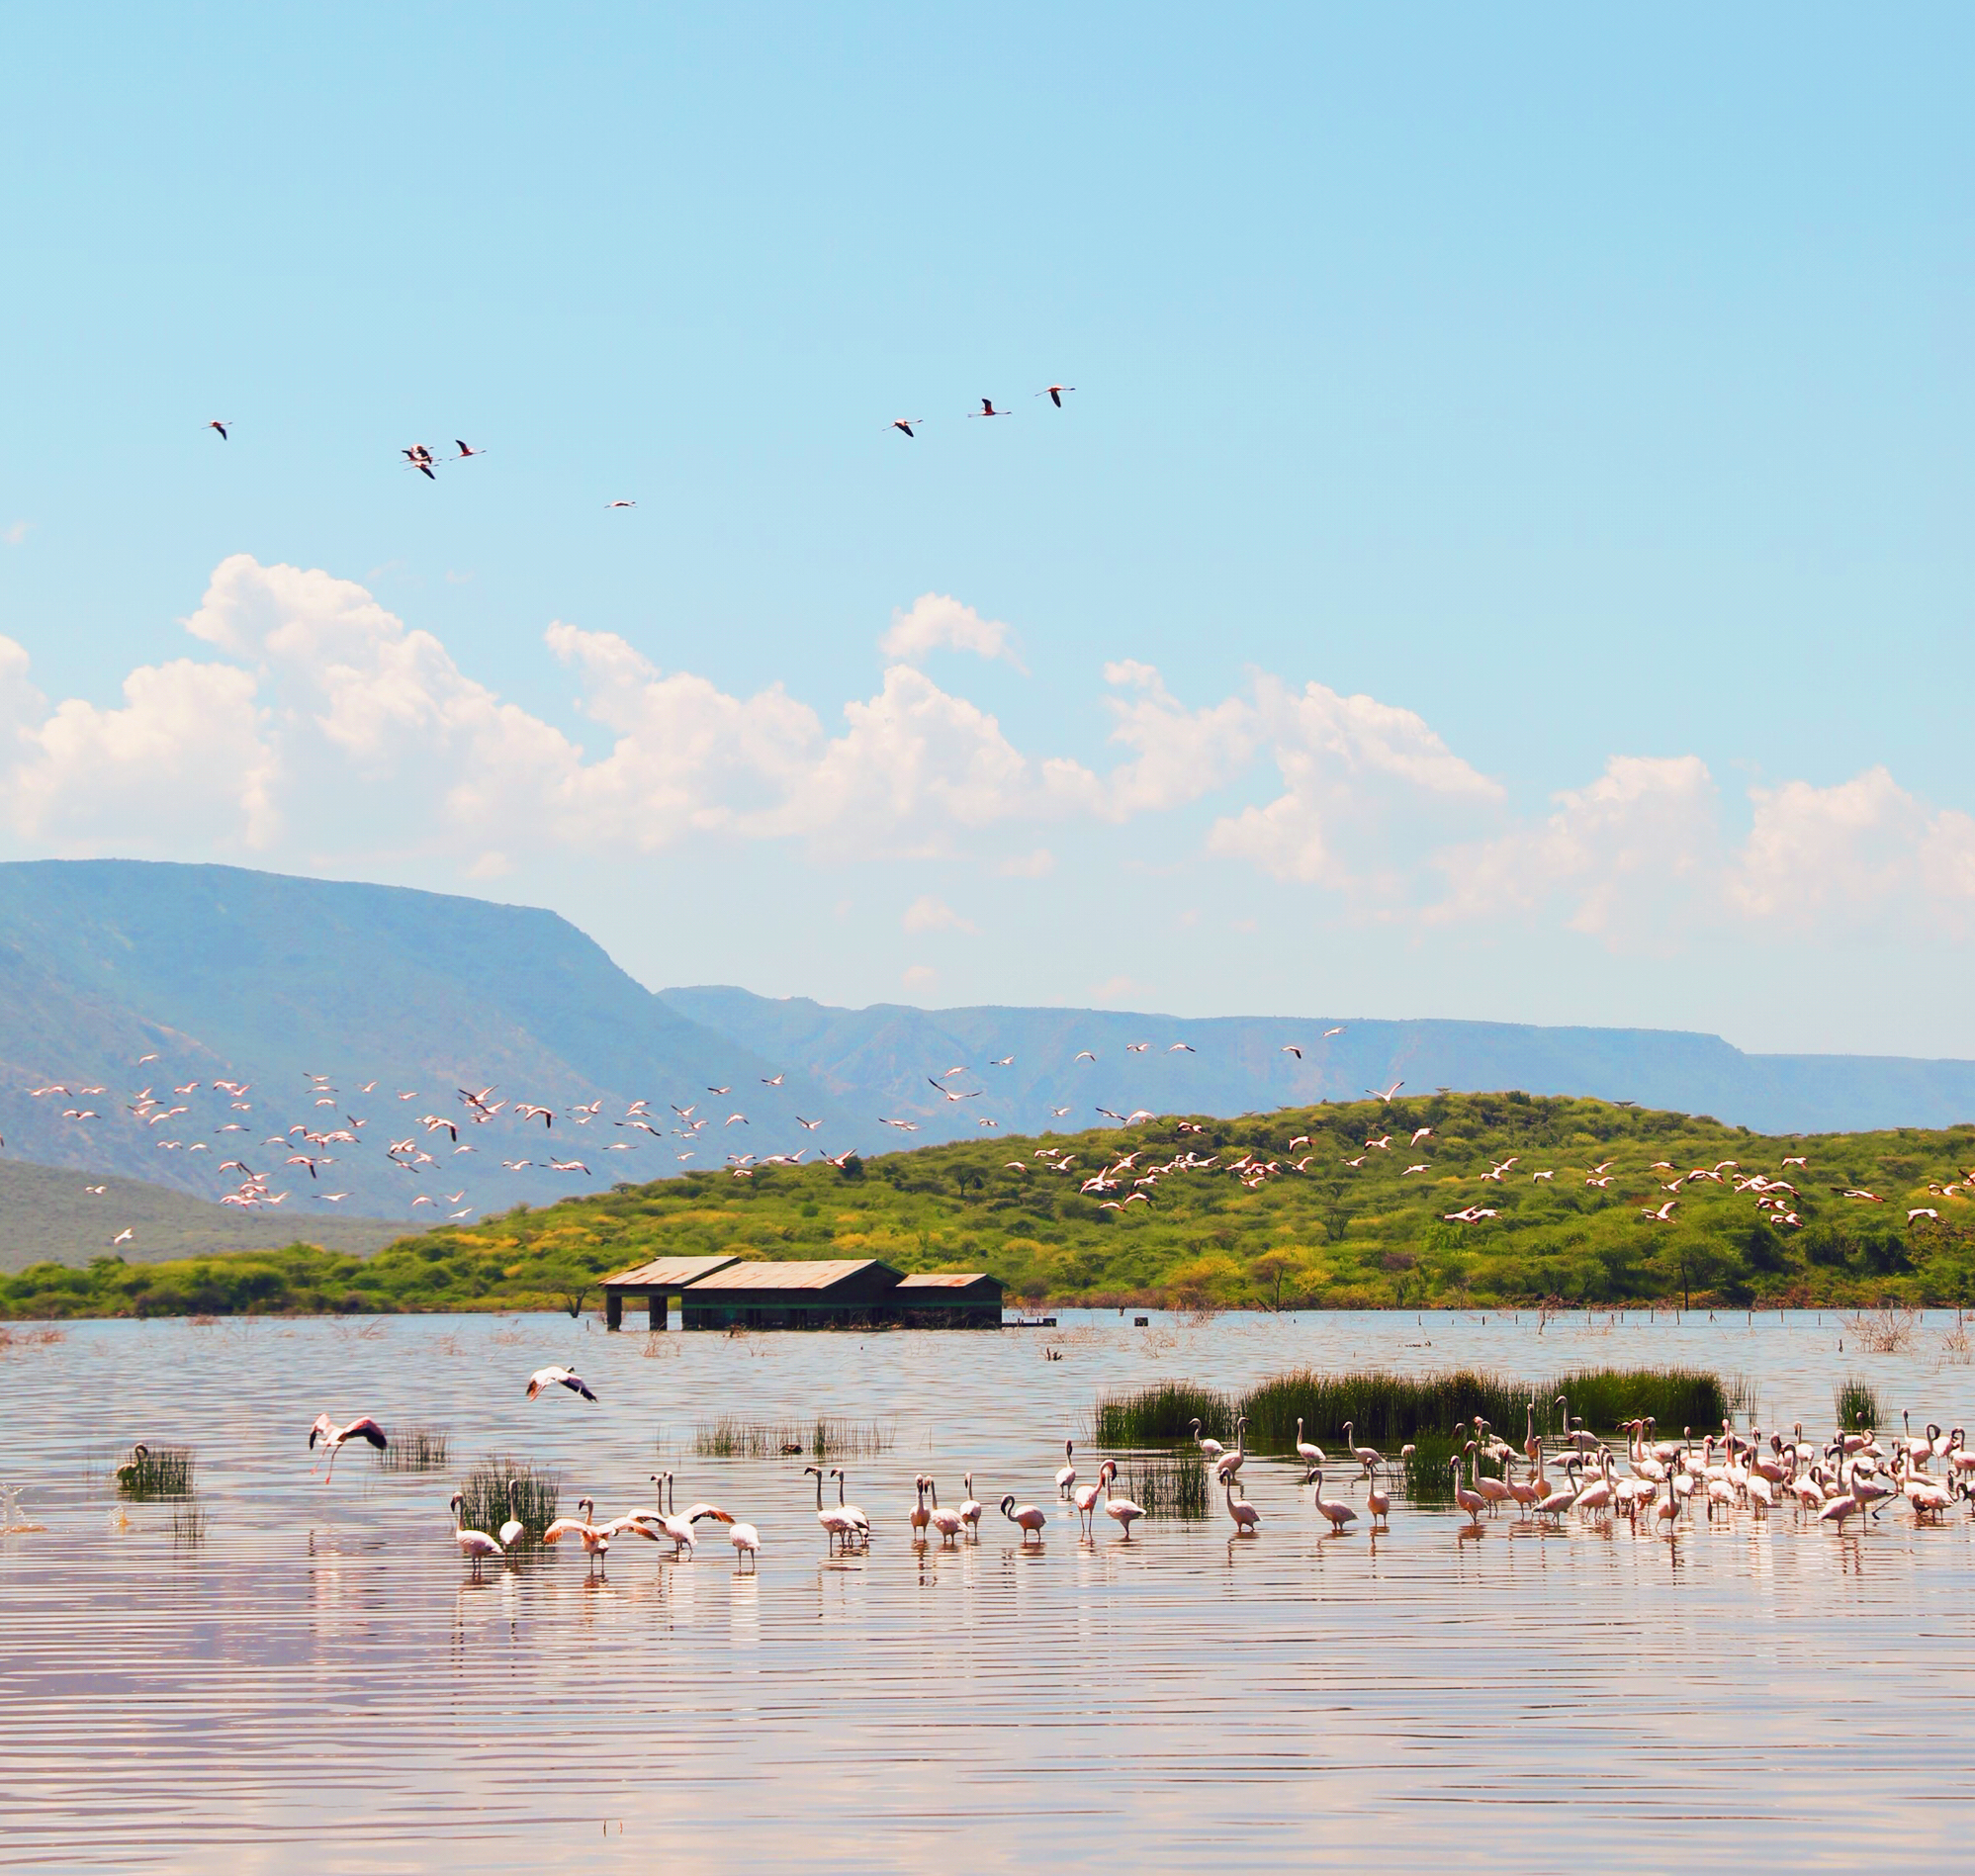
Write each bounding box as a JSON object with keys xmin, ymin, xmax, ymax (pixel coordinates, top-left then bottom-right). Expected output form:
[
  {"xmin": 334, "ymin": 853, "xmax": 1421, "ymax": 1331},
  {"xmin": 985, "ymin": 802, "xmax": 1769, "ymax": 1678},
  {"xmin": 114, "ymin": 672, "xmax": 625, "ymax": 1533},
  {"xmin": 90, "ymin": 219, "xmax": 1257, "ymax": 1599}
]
[{"xmin": 8, "ymin": 1091, "xmax": 1975, "ymax": 1316}]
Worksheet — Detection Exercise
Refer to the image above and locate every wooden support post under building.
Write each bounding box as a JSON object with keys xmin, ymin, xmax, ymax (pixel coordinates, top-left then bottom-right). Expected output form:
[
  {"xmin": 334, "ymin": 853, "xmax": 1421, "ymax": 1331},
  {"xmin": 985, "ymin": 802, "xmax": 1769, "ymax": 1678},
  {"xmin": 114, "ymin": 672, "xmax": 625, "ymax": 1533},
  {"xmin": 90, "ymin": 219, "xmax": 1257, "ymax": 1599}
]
[
  {"xmin": 650, "ymin": 1294, "xmax": 666, "ymax": 1331},
  {"xmin": 606, "ymin": 1291, "xmax": 623, "ymax": 1332}
]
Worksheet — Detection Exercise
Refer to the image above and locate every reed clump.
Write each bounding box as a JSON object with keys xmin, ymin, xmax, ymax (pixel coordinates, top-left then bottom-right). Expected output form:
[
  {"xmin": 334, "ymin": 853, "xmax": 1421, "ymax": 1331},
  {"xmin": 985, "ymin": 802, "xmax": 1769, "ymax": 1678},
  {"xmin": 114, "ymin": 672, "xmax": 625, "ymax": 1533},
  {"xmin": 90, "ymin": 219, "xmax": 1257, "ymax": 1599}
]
[
  {"xmin": 1243, "ymin": 1365, "xmax": 1725, "ymax": 1449},
  {"xmin": 1092, "ymin": 1381, "xmax": 1236, "ymax": 1447},
  {"xmin": 170, "ymin": 1505, "xmax": 208, "ymax": 1545},
  {"xmin": 114, "ymin": 1444, "xmax": 195, "ymax": 1499},
  {"xmin": 1835, "ymin": 1377, "xmax": 1881, "ymax": 1431},
  {"xmin": 692, "ymin": 1417, "xmax": 893, "ymax": 1460},
  {"xmin": 376, "ymin": 1425, "xmax": 450, "ymax": 1473},
  {"xmin": 458, "ymin": 1459, "xmax": 558, "ymax": 1545},
  {"xmin": 1119, "ymin": 1454, "xmax": 1212, "ymax": 1520}
]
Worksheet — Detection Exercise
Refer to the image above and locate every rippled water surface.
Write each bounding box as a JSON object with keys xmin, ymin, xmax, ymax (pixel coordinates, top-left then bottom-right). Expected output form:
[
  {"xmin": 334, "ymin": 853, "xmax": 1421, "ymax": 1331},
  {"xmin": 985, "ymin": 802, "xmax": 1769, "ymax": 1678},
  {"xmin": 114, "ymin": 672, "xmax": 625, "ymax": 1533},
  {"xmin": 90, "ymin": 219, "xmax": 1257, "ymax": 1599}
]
[{"xmin": 7, "ymin": 1307, "xmax": 1975, "ymax": 1872}]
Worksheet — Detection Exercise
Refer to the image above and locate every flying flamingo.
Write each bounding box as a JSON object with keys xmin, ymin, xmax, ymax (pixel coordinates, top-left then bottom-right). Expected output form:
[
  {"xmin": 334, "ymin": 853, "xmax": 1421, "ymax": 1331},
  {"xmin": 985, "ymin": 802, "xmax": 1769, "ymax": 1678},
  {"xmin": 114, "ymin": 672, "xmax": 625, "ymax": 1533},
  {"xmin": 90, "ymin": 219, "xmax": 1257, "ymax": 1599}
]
[
  {"xmin": 307, "ymin": 1412, "xmax": 388, "ymax": 1479},
  {"xmin": 450, "ymin": 1492, "xmax": 503, "ymax": 1575},
  {"xmin": 1035, "ymin": 384, "xmax": 1076, "ymax": 406},
  {"xmin": 206, "ymin": 419, "xmax": 230, "ymax": 440},
  {"xmin": 886, "ymin": 418, "xmax": 925, "ymax": 438},
  {"xmin": 525, "ymin": 1366, "xmax": 597, "ymax": 1402},
  {"xmin": 968, "ymin": 398, "xmax": 1011, "ymax": 418}
]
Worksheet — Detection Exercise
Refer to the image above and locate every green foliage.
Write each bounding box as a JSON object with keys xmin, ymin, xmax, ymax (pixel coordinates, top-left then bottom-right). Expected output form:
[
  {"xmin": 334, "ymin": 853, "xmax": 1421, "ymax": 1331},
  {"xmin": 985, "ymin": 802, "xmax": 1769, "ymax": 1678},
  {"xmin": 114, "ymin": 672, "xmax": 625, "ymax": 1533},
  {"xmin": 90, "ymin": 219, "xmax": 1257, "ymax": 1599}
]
[
  {"xmin": 114, "ymin": 1444, "xmax": 195, "ymax": 1498},
  {"xmin": 1835, "ymin": 1377, "xmax": 1882, "ymax": 1431},
  {"xmin": 457, "ymin": 1460, "xmax": 558, "ymax": 1547},
  {"xmin": 1093, "ymin": 1381, "xmax": 1236, "ymax": 1445},
  {"xmin": 9, "ymin": 1093, "xmax": 1975, "ymax": 1315}
]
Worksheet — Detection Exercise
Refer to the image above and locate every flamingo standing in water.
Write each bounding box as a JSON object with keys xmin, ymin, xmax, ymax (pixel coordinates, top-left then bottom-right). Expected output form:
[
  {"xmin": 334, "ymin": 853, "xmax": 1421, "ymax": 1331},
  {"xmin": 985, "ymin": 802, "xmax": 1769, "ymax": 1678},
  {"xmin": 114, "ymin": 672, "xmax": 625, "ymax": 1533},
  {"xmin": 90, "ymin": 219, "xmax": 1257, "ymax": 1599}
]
[
  {"xmin": 1296, "ymin": 1418, "xmax": 1325, "ymax": 1469},
  {"xmin": 543, "ymin": 1496, "xmax": 614, "ymax": 1573},
  {"xmin": 1222, "ymin": 1474, "xmax": 1261, "ymax": 1536},
  {"xmin": 450, "ymin": 1492, "xmax": 503, "ymax": 1574},
  {"xmin": 806, "ymin": 1465, "xmax": 858, "ymax": 1553},
  {"xmin": 1071, "ymin": 1466, "xmax": 1107, "ymax": 1536},
  {"xmin": 1055, "ymin": 1441, "xmax": 1077, "ymax": 1500},
  {"xmin": 1451, "ymin": 1456, "xmax": 1487, "ymax": 1529},
  {"xmin": 910, "ymin": 1474, "xmax": 934, "ymax": 1542},
  {"xmin": 1002, "ymin": 1494, "xmax": 1047, "ymax": 1543},
  {"xmin": 497, "ymin": 1480, "xmax": 525, "ymax": 1549},
  {"xmin": 1190, "ymin": 1418, "xmax": 1223, "ymax": 1463},
  {"xmin": 927, "ymin": 1480, "xmax": 963, "ymax": 1545},
  {"xmin": 833, "ymin": 1469, "xmax": 871, "ymax": 1541},
  {"xmin": 1099, "ymin": 1463, "xmax": 1145, "ymax": 1539},
  {"xmin": 1215, "ymin": 1417, "xmax": 1249, "ymax": 1483},
  {"xmin": 1308, "ymin": 1469, "xmax": 1359, "ymax": 1536},
  {"xmin": 1366, "ymin": 1463, "xmax": 1391, "ymax": 1532},
  {"xmin": 729, "ymin": 1521, "xmax": 762, "ymax": 1569},
  {"xmin": 958, "ymin": 1473, "xmax": 985, "ymax": 1538},
  {"xmin": 1341, "ymin": 1421, "xmax": 1384, "ymax": 1478}
]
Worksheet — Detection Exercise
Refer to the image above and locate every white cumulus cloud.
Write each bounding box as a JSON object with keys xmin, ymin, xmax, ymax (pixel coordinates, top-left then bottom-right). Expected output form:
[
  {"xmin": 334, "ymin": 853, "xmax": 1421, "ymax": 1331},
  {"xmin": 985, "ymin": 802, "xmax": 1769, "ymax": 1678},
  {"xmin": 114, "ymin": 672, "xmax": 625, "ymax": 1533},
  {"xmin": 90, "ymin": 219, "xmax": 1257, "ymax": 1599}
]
[{"xmin": 880, "ymin": 592, "xmax": 1025, "ymax": 670}]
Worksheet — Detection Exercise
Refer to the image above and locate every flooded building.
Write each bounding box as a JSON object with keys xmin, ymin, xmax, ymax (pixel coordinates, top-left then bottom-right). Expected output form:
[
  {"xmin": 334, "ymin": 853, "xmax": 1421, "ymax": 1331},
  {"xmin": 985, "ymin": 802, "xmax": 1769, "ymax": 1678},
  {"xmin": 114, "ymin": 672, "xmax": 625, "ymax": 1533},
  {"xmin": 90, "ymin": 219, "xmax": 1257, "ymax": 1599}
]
[{"xmin": 600, "ymin": 1254, "xmax": 1005, "ymax": 1330}]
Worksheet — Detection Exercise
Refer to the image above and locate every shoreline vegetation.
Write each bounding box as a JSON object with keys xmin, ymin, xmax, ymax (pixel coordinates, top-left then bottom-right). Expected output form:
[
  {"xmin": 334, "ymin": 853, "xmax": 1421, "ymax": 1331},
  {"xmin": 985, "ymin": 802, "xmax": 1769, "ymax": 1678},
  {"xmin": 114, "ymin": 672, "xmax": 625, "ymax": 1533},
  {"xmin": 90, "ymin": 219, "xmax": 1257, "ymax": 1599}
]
[{"xmin": 6, "ymin": 1092, "xmax": 1975, "ymax": 1320}]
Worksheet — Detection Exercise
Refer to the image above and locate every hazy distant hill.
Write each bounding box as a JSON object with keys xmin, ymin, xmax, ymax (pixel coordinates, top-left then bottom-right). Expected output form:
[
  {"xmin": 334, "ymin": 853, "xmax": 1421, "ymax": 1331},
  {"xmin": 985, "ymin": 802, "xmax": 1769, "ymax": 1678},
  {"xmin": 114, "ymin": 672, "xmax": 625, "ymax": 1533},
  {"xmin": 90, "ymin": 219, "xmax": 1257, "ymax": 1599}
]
[
  {"xmin": 0, "ymin": 1156, "xmax": 400, "ymax": 1274},
  {"xmin": 0, "ymin": 860, "xmax": 864, "ymax": 1220},
  {"xmin": 660, "ymin": 985, "xmax": 1975, "ymax": 1137}
]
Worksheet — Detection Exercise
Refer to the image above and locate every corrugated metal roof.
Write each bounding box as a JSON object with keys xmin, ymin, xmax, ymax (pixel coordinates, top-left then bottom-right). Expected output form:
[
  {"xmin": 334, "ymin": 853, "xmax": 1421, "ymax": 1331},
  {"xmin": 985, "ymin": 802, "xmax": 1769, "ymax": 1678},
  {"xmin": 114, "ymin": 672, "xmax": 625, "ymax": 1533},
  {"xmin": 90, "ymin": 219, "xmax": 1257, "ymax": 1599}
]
[
  {"xmin": 683, "ymin": 1258, "xmax": 897, "ymax": 1293},
  {"xmin": 601, "ymin": 1254, "xmax": 744, "ymax": 1290},
  {"xmin": 895, "ymin": 1272, "xmax": 997, "ymax": 1289}
]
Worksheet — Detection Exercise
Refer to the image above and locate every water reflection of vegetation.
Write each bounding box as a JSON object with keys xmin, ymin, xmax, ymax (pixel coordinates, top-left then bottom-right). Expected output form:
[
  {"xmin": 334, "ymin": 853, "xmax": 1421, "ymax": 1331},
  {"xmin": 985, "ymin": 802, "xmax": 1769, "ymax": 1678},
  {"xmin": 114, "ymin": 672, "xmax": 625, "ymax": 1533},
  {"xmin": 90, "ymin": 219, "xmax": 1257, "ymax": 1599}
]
[
  {"xmin": 1117, "ymin": 1454, "xmax": 1212, "ymax": 1520},
  {"xmin": 374, "ymin": 1425, "xmax": 450, "ymax": 1472}
]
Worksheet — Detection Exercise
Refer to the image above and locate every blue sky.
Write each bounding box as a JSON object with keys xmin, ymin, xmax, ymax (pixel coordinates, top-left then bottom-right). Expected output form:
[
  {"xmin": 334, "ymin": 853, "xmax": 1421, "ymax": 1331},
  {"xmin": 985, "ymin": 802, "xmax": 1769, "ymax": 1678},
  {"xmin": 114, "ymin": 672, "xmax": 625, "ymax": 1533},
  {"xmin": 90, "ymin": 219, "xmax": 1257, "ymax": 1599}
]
[{"xmin": 2, "ymin": 9, "xmax": 1971, "ymax": 1055}]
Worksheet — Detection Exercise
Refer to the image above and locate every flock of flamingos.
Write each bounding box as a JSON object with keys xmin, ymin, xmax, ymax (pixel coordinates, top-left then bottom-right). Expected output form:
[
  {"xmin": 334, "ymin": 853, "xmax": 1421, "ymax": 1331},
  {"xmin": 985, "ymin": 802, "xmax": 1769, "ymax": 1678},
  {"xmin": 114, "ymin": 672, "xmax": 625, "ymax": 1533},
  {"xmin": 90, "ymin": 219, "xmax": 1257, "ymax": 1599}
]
[{"xmin": 312, "ymin": 1375, "xmax": 1975, "ymax": 1577}]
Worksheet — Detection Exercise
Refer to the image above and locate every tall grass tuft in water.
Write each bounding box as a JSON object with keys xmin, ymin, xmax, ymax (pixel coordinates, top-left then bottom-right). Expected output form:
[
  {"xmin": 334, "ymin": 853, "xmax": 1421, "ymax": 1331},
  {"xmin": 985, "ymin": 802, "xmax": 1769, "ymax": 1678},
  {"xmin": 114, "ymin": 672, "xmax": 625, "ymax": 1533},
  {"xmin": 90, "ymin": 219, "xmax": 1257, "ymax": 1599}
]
[
  {"xmin": 170, "ymin": 1505, "xmax": 208, "ymax": 1546},
  {"xmin": 1145, "ymin": 1365, "xmax": 1734, "ymax": 1453},
  {"xmin": 1240, "ymin": 1370, "xmax": 1524, "ymax": 1449},
  {"xmin": 1552, "ymin": 1367, "xmax": 1726, "ymax": 1435},
  {"xmin": 114, "ymin": 1444, "xmax": 195, "ymax": 1499},
  {"xmin": 1092, "ymin": 1381, "xmax": 1236, "ymax": 1446},
  {"xmin": 1118, "ymin": 1454, "xmax": 1212, "ymax": 1519},
  {"xmin": 1835, "ymin": 1377, "xmax": 1881, "ymax": 1431},
  {"xmin": 692, "ymin": 1417, "xmax": 894, "ymax": 1460},
  {"xmin": 457, "ymin": 1460, "xmax": 559, "ymax": 1545},
  {"xmin": 376, "ymin": 1426, "xmax": 450, "ymax": 1473}
]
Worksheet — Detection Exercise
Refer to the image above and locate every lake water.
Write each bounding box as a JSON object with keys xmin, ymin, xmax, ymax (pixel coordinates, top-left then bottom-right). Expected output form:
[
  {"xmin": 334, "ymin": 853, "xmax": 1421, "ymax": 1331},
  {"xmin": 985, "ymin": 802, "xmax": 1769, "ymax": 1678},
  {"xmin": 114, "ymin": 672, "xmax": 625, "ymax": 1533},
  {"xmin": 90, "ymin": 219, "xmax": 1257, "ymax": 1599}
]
[{"xmin": 5, "ymin": 1306, "xmax": 1974, "ymax": 1872}]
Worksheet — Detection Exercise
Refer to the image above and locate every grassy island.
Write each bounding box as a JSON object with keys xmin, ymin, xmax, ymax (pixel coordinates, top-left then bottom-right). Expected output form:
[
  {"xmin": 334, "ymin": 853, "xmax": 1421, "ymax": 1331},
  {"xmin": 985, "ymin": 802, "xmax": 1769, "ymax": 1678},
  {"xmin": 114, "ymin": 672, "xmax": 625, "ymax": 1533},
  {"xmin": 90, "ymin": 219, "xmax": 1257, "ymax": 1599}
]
[{"xmin": 6, "ymin": 1092, "xmax": 1975, "ymax": 1317}]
